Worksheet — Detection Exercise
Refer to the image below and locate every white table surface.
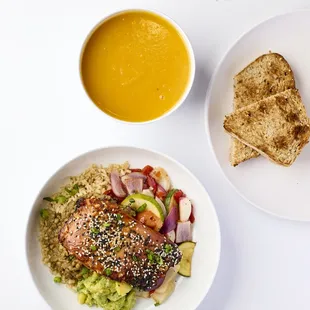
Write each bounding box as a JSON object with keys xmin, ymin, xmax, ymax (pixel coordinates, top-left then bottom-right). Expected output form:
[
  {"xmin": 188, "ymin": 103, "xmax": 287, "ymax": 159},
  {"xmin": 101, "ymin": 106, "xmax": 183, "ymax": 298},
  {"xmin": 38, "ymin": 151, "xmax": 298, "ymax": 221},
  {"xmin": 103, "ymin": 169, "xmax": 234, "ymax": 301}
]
[{"xmin": 1, "ymin": 0, "xmax": 310, "ymax": 309}]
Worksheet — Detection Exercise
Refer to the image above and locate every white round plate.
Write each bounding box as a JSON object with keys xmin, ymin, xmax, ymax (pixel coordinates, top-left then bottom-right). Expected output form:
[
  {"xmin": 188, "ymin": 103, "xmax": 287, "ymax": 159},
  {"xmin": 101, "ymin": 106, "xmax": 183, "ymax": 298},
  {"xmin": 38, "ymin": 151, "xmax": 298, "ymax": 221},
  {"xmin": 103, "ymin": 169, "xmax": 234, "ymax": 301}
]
[
  {"xmin": 206, "ymin": 10, "xmax": 310, "ymax": 221},
  {"xmin": 26, "ymin": 146, "xmax": 220, "ymax": 310}
]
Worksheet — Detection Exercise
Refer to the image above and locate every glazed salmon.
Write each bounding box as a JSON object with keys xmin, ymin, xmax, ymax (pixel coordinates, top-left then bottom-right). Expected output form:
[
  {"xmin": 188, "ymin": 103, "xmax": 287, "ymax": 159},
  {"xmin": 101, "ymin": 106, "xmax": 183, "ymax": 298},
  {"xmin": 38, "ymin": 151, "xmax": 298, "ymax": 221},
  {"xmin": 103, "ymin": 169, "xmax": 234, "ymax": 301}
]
[{"xmin": 58, "ymin": 197, "xmax": 181, "ymax": 291}]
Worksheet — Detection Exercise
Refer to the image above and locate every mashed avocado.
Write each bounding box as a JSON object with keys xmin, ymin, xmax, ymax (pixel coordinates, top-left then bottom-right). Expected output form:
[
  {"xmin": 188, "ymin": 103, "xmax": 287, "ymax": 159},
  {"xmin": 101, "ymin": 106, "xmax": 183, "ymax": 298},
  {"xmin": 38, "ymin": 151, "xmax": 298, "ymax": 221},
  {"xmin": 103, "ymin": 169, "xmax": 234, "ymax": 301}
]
[{"xmin": 77, "ymin": 273, "xmax": 136, "ymax": 310}]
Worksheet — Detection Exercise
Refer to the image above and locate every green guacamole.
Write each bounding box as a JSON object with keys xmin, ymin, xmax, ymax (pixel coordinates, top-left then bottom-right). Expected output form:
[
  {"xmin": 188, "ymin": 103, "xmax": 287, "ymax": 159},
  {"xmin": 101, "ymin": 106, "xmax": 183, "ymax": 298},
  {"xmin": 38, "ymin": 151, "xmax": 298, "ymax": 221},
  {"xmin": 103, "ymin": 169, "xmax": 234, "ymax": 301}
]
[{"xmin": 77, "ymin": 273, "xmax": 136, "ymax": 310}]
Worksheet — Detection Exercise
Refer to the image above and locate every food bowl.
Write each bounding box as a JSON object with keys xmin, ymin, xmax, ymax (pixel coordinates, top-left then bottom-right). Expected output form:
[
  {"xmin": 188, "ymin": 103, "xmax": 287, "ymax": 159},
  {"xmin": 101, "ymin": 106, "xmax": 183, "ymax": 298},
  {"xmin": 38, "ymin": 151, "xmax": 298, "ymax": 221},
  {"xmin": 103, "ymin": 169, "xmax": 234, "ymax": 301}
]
[
  {"xmin": 25, "ymin": 146, "xmax": 220, "ymax": 310},
  {"xmin": 80, "ymin": 9, "xmax": 195, "ymax": 124}
]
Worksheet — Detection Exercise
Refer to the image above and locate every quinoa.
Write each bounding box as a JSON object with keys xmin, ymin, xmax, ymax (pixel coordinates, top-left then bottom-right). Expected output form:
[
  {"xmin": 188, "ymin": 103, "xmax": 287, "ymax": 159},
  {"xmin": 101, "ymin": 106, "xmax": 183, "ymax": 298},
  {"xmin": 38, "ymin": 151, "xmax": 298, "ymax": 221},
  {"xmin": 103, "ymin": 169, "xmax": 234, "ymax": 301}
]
[{"xmin": 39, "ymin": 162, "xmax": 130, "ymax": 287}]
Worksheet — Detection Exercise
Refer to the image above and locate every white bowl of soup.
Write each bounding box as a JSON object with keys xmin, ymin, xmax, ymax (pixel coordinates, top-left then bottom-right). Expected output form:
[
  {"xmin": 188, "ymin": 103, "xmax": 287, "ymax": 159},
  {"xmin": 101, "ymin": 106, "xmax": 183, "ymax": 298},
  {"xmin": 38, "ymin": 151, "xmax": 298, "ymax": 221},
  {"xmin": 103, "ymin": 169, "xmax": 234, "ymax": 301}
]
[{"xmin": 80, "ymin": 9, "xmax": 195, "ymax": 123}]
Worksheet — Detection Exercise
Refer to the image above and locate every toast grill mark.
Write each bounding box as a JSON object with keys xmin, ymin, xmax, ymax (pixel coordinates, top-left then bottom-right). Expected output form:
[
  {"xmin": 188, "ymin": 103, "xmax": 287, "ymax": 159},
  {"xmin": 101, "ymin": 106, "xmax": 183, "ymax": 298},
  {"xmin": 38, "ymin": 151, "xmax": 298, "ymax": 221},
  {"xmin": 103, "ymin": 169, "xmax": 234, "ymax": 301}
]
[
  {"xmin": 59, "ymin": 197, "xmax": 181, "ymax": 291},
  {"xmin": 273, "ymin": 136, "xmax": 288, "ymax": 150},
  {"xmin": 293, "ymin": 125, "xmax": 309, "ymax": 139},
  {"xmin": 286, "ymin": 112, "xmax": 300, "ymax": 123}
]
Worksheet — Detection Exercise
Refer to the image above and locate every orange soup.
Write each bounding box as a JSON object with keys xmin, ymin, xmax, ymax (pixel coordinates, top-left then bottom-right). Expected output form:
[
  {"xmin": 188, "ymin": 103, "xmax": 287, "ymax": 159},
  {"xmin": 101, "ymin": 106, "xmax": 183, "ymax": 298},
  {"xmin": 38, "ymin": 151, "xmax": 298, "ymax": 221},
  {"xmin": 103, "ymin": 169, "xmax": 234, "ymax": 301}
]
[{"xmin": 81, "ymin": 10, "xmax": 191, "ymax": 122}]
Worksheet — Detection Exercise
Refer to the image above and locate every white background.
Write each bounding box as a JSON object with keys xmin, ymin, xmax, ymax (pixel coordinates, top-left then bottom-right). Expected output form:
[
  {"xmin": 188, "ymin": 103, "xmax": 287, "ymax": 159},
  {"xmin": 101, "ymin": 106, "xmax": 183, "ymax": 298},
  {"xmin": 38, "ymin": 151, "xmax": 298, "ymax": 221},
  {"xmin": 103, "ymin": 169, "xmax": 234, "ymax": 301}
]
[{"xmin": 1, "ymin": 0, "xmax": 310, "ymax": 309}]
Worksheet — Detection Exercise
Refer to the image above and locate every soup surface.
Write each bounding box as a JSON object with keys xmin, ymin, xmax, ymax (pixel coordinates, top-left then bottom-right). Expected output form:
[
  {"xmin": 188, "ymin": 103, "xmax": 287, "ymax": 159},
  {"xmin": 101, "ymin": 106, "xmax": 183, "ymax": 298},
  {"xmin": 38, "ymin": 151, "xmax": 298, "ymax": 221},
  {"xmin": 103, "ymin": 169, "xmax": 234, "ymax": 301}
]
[{"xmin": 81, "ymin": 10, "xmax": 191, "ymax": 122}]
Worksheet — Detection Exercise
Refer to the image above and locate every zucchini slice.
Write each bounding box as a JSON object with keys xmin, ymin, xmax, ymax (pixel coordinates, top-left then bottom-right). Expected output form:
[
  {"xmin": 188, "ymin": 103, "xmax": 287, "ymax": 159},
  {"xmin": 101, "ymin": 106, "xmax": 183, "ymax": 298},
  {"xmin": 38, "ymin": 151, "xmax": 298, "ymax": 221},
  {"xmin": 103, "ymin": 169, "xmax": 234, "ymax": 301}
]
[{"xmin": 178, "ymin": 241, "xmax": 196, "ymax": 277}]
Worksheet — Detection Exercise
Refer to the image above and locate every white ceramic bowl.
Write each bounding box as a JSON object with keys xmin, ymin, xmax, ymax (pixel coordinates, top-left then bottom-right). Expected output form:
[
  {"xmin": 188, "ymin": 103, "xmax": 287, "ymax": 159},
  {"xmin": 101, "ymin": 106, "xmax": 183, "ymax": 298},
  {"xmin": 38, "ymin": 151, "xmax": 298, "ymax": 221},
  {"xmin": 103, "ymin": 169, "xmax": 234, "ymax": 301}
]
[
  {"xmin": 79, "ymin": 9, "xmax": 196, "ymax": 124},
  {"xmin": 25, "ymin": 146, "xmax": 220, "ymax": 310}
]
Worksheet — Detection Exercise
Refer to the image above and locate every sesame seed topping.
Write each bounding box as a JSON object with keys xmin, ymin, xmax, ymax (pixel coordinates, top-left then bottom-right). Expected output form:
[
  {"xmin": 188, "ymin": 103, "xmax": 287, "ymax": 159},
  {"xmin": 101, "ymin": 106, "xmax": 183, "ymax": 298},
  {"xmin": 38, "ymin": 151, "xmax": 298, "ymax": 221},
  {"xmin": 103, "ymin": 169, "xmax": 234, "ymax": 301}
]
[{"xmin": 61, "ymin": 197, "xmax": 182, "ymax": 290}]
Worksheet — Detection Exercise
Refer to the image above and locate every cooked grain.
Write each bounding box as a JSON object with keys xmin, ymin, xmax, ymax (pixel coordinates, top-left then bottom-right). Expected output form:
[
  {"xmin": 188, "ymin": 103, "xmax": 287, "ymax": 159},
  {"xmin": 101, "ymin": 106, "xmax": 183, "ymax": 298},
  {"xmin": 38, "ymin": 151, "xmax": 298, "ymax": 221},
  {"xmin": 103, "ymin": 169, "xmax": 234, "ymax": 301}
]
[{"xmin": 39, "ymin": 163, "xmax": 130, "ymax": 286}]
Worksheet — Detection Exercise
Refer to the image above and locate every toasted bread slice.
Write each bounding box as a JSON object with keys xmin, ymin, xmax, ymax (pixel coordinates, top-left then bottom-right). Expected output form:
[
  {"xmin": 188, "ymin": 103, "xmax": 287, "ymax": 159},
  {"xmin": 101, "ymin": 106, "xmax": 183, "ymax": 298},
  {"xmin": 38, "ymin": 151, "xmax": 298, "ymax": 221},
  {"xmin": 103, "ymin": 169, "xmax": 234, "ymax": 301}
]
[
  {"xmin": 231, "ymin": 53, "xmax": 296, "ymax": 166},
  {"xmin": 224, "ymin": 89, "xmax": 310, "ymax": 167}
]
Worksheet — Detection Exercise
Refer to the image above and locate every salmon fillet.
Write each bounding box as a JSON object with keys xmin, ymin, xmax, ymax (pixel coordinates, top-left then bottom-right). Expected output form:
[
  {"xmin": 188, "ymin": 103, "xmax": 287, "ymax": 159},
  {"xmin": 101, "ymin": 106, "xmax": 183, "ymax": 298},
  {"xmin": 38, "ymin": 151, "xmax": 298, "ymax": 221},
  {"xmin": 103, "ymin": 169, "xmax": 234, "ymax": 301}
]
[{"xmin": 58, "ymin": 197, "xmax": 182, "ymax": 291}]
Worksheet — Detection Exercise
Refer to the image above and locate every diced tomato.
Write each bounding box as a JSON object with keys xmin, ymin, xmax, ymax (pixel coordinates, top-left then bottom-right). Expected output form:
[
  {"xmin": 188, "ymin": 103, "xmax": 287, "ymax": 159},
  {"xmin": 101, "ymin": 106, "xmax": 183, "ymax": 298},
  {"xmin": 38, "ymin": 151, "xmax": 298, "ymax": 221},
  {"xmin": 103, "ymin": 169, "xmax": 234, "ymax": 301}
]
[
  {"xmin": 189, "ymin": 205, "xmax": 195, "ymax": 223},
  {"xmin": 142, "ymin": 165, "xmax": 154, "ymax": 175},
  {"xmin": 174, "ymin": 190, "xmax": 185, "ymax": 203},
  {"xmin": 130, "ymin": 168, "xmax": 142, "ymax": 172},
  {"xmin": 147, "ymin": 175, "xmax": 157, "ymax": 192},
  {"xmin": 156, "ymin": 184, "xmax": 167, "ymax": 200},
  {"xmin": 149, "ymin": 290, "xmax": 155, "ymax": 295}
]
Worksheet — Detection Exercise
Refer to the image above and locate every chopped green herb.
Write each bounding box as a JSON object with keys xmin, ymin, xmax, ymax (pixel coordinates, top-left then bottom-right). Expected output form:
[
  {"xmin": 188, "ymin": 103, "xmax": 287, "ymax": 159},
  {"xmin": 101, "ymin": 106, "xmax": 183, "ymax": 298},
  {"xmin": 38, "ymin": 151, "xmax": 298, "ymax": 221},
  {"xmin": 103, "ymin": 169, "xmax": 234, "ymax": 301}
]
[
  {"xmin": 71, "ymin": 184, "xmax": 79, "ymax": 195},
  {"xmin": 71, "ymin": 189, "xmax": 78, "ymax": 196},
  {"xmin": 155, "ymin": 255, "xmax": 163, "ymax": 266},
  {"xmin": 40, "ymin": 209, "xmax": 49, "ymax": 219},
  {"xmin": 91, "ymin": 227, "xmax": 100, "ymax": 234},
  {"xmin": 43, "ymin": 197, "xmax": 54, "ymax": 202},
  {"xmin": 164, "ymin": 244, "xmax": 172, "ymax": 253},
  {"xmin": 146, "ymin": 250, "xmax": 162, "ymax": 265},
  {"xmin": 133, "ymin": 255, "xmax": 138, "ymax": 262},
  {"xmin": 103, "ymin": 222, "xmax": 111, "ymax": 227},
  {"xmin": 105, "ymin": 268, "xmax": 112, "ymax": 276},
  {"xmin": 137, "ymin": 203, "xmax": 147, "ymax": 213},
  {"xmin": 53, "ymin": 276, "xmax": 61, "ymax": 283},
  {"xmin": 81, "ymin": 267, "xmax": 89, "ymax": 275},
  {"xmin": 129, "ymin": 198, "xmax": 135, "ymax": 203},
  {"xmin": 55, "ymin": 195, "xmax": 68, "ymax": 204},
  {"xmin": 146, "ymin": 250, "xmax": 154, "ymax": 262},
  {"xmin": 90, "ymin": 245, "xmax": 97, "ymax": 251},
  {"xmin": 68, "ymin": 255, "xmax": 75, "ymax": 261},
  {"xmin": 116, "ymin": 214, "xmax": 121, "ymax": 221},
  {"xmin": 114, "ymin": 246, "xmax": 121, "ymax": 252},
  {"xmin": 154, "ymin": 302, "xmax": 160, "ymax": 307},
  {"xmin": 64, "ymin": 188, "xmax": 71, "ymax": 195},
  {"xmin": 65, "ymin": 184, "xmax": 79, "ymax": 196}
]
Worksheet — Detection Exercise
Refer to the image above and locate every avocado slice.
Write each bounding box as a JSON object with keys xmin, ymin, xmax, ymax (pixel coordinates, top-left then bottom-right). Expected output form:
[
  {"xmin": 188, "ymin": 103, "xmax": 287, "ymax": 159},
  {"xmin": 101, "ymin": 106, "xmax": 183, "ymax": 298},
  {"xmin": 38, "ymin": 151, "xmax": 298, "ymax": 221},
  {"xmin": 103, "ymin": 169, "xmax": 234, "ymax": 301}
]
[
  {"xmin": 115, "ymin": 282, "xmax": 132, "ymax": 296},
  {"xmin": 121, "ymin": 194, "xmax": 164, "ymax": 221}
]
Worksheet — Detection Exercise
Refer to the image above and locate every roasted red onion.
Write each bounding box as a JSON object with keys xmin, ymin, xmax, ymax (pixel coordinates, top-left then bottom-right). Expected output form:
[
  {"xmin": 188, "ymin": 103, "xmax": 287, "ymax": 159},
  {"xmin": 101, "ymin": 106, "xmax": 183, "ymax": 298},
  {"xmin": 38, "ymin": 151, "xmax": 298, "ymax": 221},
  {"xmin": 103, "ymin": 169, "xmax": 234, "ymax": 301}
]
[
  {"xmin": 142, "ymin": 189, "xmax": 154, "ymax": 197},
  {"xmin": 127, "ymin": 172, "xmax": 147, "ymax": 180},
  {"xmin": 123, "ymin": 177, "xmax": 143, "ymax": 194},
  {"xmin": 175, "ymin": 221, "xmax": 192, "ymax": 243},
  {"xmin": 147, "ymin": 175, "xmax": 157, "ymax": 192},
  {"xmin": 110, "ymin": 170, "xmax": 127, "ymax": 198},
  {"xmin": 160, "ymin": 205, "xmax": 178, "ymax": 234}
]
